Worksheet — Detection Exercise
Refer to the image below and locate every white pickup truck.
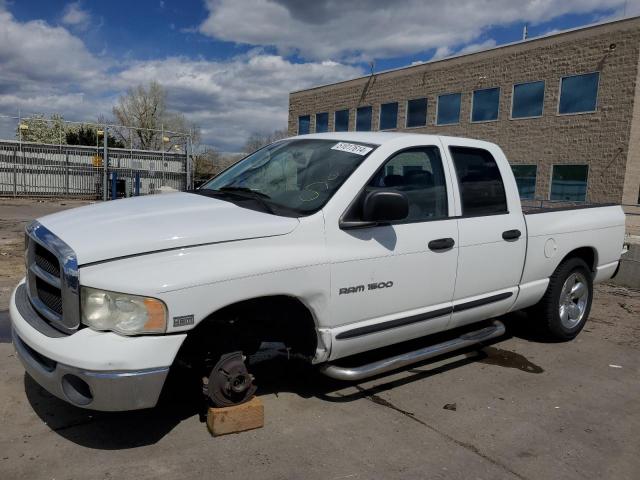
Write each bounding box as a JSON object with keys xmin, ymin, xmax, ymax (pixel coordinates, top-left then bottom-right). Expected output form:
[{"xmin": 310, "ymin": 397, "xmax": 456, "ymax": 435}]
[{"xmin": 10, "ymin": 132, "xmax": 626, "ymax": 411}]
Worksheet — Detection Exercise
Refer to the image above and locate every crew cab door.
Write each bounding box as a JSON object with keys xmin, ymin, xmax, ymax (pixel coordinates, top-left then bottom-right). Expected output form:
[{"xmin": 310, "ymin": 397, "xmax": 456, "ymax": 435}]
[
  {"xmin": 440, "ymin": 139, "xmax": 526, "ymax": 328},
  {"xmin": 325, "ymin": 144, "xmax": 459, "ymax": 360}
]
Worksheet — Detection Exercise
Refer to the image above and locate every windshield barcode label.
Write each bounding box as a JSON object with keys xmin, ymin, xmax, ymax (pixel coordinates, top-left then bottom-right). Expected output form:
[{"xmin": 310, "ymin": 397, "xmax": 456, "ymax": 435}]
[{"xmin": 331, "ymin": 142, "xmax": 373, "ymax": 156}]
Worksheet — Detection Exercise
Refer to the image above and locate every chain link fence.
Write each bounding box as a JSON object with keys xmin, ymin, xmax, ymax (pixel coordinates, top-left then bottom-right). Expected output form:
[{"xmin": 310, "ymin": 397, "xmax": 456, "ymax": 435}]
[{"xmin": 0, "ymin": 114, "xmax": 193, "ymax": 199}]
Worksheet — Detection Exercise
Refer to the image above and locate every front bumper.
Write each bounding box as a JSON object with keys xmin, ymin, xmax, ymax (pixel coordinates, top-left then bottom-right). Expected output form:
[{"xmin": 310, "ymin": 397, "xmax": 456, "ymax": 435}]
[{"xmin": 10, "ymin": 281, "xmax": 187, "ymax": 411}]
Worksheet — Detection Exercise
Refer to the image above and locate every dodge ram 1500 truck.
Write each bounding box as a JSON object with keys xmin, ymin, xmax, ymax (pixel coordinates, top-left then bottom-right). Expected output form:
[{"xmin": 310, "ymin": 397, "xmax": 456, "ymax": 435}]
[{"xmin": 10, "ymin": 132, "xmax": 625, "ymax": 410}]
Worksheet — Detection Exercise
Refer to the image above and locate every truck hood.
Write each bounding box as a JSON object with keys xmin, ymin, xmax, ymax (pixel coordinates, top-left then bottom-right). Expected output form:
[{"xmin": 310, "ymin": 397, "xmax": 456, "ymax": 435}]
[{"xmin": 38, "ymin": 192, "xmax": 300, "ymax": 265}]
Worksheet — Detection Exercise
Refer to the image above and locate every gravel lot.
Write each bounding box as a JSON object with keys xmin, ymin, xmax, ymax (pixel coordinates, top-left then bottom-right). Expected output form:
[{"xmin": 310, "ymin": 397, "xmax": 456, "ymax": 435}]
[{"xmin": 0, "ymin": 198, "xmax": 639, "ymax": 480}]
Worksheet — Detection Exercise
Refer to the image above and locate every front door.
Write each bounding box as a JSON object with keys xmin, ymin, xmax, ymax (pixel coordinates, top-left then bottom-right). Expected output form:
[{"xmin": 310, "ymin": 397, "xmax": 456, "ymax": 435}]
[{"xmin": 326, "ymin": 145, "xmax": 460, "ymax": 360}]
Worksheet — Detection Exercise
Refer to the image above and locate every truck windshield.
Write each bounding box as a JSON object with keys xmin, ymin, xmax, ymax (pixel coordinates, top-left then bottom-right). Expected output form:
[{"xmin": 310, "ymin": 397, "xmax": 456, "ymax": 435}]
[{"xmin": 198, "ymin": 139, "xmax": 377, "ymax": 216}]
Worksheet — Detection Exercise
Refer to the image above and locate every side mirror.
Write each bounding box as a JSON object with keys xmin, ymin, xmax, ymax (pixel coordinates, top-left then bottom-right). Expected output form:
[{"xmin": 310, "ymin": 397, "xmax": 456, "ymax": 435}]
[
  {"xmin": 340, "ymin": 189, "xmax": 409, "ymax": 229},
  {"xmin": 363, "ymin": 190, "xmax": 409, "ymax": 222}
]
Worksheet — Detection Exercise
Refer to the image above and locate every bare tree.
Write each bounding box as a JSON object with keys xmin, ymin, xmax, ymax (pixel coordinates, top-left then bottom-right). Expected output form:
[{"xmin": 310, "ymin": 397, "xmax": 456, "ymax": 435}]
[
  {"xmin": 112, "ymin": 81, "xmax": 199, "ymax": 151},
  {"xmin": 193, "ymin": 148, "xmax": 242, "ymax": 182},
  {"xmin": 242, "ymin": 128, "xmax": 289, "ymax": 154}
]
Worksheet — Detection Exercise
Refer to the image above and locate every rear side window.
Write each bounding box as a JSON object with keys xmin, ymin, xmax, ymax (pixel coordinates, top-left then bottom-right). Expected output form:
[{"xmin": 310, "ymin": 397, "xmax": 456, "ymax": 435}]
[
  {"xmin": 450, "ymin": 147, "xmax": 507, "ymax": 216},
  {"xmin": 367, "ymin": 147, "xmax": 448, "ymax": 222}
]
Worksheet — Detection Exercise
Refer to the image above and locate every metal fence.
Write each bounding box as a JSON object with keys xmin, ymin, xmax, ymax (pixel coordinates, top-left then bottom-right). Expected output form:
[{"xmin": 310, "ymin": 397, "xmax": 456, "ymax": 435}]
[{"xmin": 0, "ymin": 115, "xmax": 193, "ymax": 200}]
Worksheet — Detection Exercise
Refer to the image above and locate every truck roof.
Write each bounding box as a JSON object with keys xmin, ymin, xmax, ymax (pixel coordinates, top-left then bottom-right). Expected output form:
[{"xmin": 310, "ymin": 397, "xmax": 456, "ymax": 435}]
[{"xmin": 290, "ymin": 131, "xmax": 493, "ymax": 148}]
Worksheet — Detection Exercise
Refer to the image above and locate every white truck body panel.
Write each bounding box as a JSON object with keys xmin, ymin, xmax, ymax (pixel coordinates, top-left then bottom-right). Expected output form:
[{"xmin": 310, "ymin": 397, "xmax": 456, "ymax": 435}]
[
  {"xmin": 40, "ymin": 192, "xmax": 299, "ymax": 264},
  {"xmin": 9, "ymin": 132, "xmax": 626, "ymax": 410}
]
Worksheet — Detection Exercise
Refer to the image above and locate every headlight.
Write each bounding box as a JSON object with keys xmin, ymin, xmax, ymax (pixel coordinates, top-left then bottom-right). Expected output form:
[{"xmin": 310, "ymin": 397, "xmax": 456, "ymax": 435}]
[{"xmin": 81, "ymin": 287, "xmax": 167, "ymax": 335}]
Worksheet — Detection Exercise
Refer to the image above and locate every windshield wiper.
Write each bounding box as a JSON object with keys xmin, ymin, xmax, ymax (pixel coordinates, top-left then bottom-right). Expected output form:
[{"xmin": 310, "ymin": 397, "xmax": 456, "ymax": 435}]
[
  {"xmin": 216, "ymin": 186, "xmax": 274, "ymax": 214},
  {"xmin": 218, "ymin": 186, "xmax": 271, "ymax": 198}
]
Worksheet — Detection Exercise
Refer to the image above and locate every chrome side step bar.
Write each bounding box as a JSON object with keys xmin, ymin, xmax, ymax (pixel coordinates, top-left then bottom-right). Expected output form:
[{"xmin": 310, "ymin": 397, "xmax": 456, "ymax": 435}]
[{"xmin": 319, "ymin": 320, "xmax": 506, "ymax": 382}]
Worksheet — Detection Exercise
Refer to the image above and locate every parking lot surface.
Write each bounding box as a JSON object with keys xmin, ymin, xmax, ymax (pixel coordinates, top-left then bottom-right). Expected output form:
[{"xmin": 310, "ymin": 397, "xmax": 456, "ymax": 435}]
[{"xmin": 1, "ymin": 198, "xmax": 639, "ymax": 480}]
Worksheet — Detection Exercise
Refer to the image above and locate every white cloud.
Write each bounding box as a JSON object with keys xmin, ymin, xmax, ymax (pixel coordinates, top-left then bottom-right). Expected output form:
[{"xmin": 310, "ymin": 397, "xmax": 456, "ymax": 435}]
[
  {"xmin": 0, "ymin": 7, "xmax": 361, "ymax": 150},
  {"xmin": 116, "ymin": 53, "xmax": 362, "ymax": 150},
  {"xmin": 199, "ymin": 0, "xmax": 627, "ymax": 61},
  {"xmin": 61, "ymin": 2, "xmax": 91, "ymax": 30},
  {"xmin": 1, "ymin": 0, "xmax": 637, "ymax": 151}
]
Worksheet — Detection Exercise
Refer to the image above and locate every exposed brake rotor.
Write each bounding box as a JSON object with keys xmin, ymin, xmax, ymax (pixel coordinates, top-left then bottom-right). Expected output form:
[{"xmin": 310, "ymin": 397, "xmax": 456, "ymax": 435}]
[{"xmin": 205, "ymin": 352, "xmax": 256, "ymax": 407}]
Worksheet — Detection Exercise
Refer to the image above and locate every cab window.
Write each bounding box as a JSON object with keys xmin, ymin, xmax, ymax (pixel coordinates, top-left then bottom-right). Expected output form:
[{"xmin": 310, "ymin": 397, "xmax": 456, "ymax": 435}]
[
  {"xmin": 367, "ymin": 147, "xmax": 449, "ymax": 222},
  {"xmin": 450, "ymin": 146, "xmax": 508, "ymax": 216}
]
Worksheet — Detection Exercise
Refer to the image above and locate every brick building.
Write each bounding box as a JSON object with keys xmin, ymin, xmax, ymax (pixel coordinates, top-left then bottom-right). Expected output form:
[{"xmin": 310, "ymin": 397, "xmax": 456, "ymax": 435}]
[{"xmin": 288, "ymin": 17, "xmax": 640, "ymax": 205}]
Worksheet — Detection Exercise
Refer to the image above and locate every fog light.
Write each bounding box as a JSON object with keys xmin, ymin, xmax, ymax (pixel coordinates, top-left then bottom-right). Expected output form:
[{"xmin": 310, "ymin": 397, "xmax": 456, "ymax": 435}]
[{"xmin": 61, "ymin": 374, "xmax": 93, "ymax": 406}]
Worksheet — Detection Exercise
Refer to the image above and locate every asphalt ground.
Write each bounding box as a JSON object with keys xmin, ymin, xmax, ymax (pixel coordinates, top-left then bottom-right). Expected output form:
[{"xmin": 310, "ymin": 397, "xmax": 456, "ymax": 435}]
[{"xmin": 1, "ymin": 198, "xmax": 639, "ymax": 480}]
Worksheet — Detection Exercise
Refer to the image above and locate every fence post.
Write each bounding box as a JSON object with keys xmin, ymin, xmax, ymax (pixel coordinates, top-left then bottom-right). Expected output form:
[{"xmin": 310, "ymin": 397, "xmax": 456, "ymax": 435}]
[
  {"xmin": 186, "ymin": 135, "xmax": 192, "ymax": 190},
  {"xmin": 65, "ymin": 152, "xmax": 69, "ymax": 196},
  {"xmin": 102, "ymin": 125, "xmax": 108, "ymax": 201},
  {"xmin": 111, "ymin": 170, "xmax": 117, "ymax": 200},
  {"xmin": 12, "ymin": 147, "xmax": 17, "ymax": 197},
  {"xmin": 161, "ymin": 124, "xmax": 166, "ymax": 187}
]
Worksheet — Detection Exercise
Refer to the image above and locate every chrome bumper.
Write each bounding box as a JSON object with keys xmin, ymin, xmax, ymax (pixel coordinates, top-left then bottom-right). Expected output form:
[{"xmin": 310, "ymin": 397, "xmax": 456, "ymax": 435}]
[{"xmin": 12, "ymin": 329, "xmax": 169, "ymax": 411}]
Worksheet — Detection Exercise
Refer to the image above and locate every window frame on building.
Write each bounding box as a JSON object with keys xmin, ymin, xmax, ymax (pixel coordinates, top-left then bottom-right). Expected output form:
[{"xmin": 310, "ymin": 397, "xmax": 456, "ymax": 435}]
[
  {"xmin": 549, "ymin": 164, "xmax": 590, "ymax": 202},
  {"xmin": 557, "ymin": 72, "xmax": 600, "ymax": 116},
  {"xmin": 298, "ymin": 115, "xmax": 311, "ymax": 135},
  {"xmin": 510, "ymin": 164, "xmax": 538, "ymax": 200},
  {"xmin": 405, "ymin": 97, "xmax": 428, "ymax": 128},
  {"xmin": 436, "ymin": 92, "xmax": 462, "ymax": 126},
  {"xmin": 356, "ymin": 106, "xmax": 373, "ymax": 132},
  {"xmin": 470, "ymin": 87, "xmax": 501, "ymax": 123},
  {"xmin": 315, "ymin": 112, "xmax": 329, "ymax": 133},
  {"xmin": 334, "ymin": 109, "xmax": 350, "ymax": 132},
  {"xmin": 379, "ymin": 102, "xmax": 399, "ymax": 130},
  {"xmin": 510, "ymin": 80, "xmax": 545, "ymax": 120}
]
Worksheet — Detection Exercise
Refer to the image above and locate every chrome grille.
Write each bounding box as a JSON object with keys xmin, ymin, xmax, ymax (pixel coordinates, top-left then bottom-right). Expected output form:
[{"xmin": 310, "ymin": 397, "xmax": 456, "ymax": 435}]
[
  {"xmin": 34, "ymin": 243, "xmax": 61, "ymax": 277},
  {"xmin": 25, "ymin": 221, "xmax": 80, "ymax": 334}
]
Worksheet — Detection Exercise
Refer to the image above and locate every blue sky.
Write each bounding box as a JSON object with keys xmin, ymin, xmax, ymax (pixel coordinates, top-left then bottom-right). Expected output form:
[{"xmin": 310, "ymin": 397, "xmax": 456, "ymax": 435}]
[{"xmin": 1, "ymin": 0, "xmax": 638, "ymax": 151}]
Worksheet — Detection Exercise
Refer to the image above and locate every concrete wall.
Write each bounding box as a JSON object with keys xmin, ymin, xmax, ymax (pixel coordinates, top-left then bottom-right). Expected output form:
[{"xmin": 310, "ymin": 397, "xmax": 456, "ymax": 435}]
[
  {"xmin": 613, "ymin": 241, "xmax": 640, "ymax": 288},
  {"xmin": 289, "ymin": 17, "xmax": 640, "ymax": 204}
]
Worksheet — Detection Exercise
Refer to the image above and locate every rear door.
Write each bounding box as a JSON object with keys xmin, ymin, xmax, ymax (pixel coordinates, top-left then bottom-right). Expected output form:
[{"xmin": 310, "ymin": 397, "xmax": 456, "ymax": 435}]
[{"xmin": 440, "ymin": 139, "xmax": 526, "ymax": 328}]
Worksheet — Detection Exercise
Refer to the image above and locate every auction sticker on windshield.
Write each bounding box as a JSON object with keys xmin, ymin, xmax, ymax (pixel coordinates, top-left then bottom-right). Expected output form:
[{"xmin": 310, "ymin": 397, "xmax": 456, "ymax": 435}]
[{"xmin": 331, "ymin": 142, "xmax": 373, "ymax": 156}]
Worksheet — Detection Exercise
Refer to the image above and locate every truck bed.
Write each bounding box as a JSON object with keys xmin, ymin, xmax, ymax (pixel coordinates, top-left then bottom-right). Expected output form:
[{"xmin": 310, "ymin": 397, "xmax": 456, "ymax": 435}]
[{"xmin": 521, "ymin": 200, "xmax": 617, "ymax": 215}]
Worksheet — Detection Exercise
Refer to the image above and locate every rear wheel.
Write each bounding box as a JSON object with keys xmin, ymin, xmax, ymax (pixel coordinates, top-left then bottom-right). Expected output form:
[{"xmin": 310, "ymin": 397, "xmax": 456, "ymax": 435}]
[{"xmin": 533, "ymin": 257, "xmax": 593, "ymax": 340}]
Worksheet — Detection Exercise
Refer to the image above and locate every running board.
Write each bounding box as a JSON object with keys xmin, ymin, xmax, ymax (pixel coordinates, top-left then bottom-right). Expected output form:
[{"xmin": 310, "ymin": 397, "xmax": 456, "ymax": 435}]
[{"xmin": 319, "ymin": 320, "xmax": 506, "ymax": 382}]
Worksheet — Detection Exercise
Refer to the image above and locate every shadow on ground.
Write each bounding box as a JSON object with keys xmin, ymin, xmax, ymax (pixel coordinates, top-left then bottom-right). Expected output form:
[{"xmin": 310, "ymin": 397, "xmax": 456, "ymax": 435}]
[{"xmin": 24, "ymin": 310, "xmax": 548, "ymax": 450}]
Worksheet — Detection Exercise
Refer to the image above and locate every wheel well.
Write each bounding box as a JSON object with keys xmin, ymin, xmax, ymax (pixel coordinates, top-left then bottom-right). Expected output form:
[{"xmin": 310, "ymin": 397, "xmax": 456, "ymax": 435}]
[
  {"xmin": 560, "ymin": 247, "xmax": 597, "ymax": 273},
  {"xmin": 178, "ymin": 296, "xmax": 318, "ymax": 365}
]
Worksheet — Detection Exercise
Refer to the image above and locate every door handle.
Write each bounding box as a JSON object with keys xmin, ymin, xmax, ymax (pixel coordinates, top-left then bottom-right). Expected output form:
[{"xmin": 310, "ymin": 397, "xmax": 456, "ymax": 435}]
[
  {"xmin": 502, "ymin": 229, "xmax": 522, "ymax": 240},
  {"xmin": 428, "ymin": 237, "xmax": 455, "ymax": 251}
]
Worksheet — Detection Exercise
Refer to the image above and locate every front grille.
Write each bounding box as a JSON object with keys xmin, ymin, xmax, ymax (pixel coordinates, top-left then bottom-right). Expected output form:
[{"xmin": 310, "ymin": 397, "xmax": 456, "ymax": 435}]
[
  {"xmin": 35, "ymin": 278, "xmax": 63, "ymax": 315},
  {"xmin": 34, "ymin": 243, "xmax": 61, "ymax": 277},
  {"xmin": 25, "ymin": 221, "xmax": 80, "ymax": 334}
]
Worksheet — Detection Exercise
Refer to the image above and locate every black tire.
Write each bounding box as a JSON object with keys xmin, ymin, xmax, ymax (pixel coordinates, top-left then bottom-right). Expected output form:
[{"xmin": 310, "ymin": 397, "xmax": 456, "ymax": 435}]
[{"xmin": 532, "ymin": 257, "xmax": 593, "ymax": 341}]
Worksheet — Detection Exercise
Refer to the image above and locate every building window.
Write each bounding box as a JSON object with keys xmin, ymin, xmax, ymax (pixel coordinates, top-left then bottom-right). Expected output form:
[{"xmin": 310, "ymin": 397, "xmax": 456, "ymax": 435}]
[
  {"xmin": 315, "ymin": 112, "xmax": 329, "ymax": 133},
  {"xmin": 511, "ymin": 165, "xmax": 537, "ymax": 199},
  {"xmin": 298, "ymin": 115, "xmax": 310, "ymax": 135},
  {"xmin": 511, "ymin": 81, "xmax": 545, "ymax": 119},
  {"xmin": 380, "ymin": 102, "xmax": 398, "ymax": 130},
  {"xmin": 551, "ymin": 165, "xmax": 588, "ymax": 201},
  {"xmin": 437, "ymin": 93, "xmax": 461, "ymax": 125},
  {"xmin": 334, "ymin": 109, "xmax": 349, "ymax": 132},
  {"xmin": 450, "ymin": 146, "xmax": 508, "ymax": 216},
  {"xmin": 471, "ymin": 87, "xmax": 500, "ymax": 122},
  {"xmin": 558, "ymin": 72, "xmax": 599, "ymax": 114},
  {"xmin": 406, "ymin": 98, "xmax": 427, "ymax": 128},
  {"xmin": 356, "ymin": 106, "xmax": 372, "ymax": 131}
]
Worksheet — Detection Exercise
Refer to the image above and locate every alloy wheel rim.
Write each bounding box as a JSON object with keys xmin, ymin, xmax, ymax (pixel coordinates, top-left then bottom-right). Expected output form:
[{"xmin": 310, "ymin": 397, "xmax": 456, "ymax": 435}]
[{"xmin": 559, "ymin": 272, "xmax": 589, "ymax": 329}]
